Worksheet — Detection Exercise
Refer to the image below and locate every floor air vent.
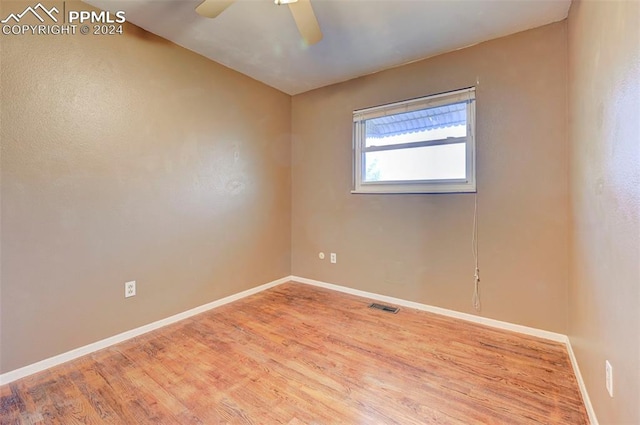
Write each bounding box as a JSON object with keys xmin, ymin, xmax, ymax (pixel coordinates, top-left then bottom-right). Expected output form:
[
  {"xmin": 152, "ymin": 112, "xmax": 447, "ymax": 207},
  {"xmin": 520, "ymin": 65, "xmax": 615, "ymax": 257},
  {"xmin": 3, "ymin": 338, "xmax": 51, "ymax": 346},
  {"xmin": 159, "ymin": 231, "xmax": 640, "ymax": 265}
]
[{"xmin": 368, "ymin": 303, "xmax": 399, "ymax": 314}]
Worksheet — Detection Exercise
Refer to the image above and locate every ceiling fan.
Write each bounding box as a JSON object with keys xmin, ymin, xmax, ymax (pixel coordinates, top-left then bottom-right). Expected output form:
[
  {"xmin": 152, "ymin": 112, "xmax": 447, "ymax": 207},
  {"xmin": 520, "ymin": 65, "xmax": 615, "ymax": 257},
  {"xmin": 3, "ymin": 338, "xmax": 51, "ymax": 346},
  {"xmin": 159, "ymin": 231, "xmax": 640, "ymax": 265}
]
[{"xmin": 196, "ymin": 0, "xmax": 323, "ymax": 45}]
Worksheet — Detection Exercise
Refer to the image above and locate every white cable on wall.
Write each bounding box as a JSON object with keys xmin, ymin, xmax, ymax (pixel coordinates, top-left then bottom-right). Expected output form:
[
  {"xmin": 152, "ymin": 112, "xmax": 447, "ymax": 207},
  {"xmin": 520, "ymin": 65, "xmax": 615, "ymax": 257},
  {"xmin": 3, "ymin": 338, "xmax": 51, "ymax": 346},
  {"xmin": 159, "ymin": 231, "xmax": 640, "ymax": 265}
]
[
  {"xmin": 469, "ymin": 81, "xmax": 480, "ymax": 312},
  {"xmin": 472, "ymin": 192, "xmax": 481, "ymax": 311}
]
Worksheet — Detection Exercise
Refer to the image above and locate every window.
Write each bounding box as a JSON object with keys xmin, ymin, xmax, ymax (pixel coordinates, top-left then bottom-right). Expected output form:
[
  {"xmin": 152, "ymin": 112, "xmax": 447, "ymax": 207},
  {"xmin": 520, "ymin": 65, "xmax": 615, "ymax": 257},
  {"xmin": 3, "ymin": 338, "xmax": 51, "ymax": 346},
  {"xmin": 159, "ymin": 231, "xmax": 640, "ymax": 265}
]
[{"xmin": 352, "ymin": 87, "xmax": 476, "ymax": 194}]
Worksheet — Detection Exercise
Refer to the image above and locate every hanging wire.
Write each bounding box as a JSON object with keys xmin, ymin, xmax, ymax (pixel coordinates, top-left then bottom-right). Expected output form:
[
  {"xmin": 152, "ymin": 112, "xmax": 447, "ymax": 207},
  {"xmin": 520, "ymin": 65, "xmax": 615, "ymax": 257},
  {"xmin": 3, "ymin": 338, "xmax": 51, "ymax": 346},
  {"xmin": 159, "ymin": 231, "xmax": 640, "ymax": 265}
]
[{"xmin": 472, "ymin": 192, "xmax": 481, "ymax": 311}]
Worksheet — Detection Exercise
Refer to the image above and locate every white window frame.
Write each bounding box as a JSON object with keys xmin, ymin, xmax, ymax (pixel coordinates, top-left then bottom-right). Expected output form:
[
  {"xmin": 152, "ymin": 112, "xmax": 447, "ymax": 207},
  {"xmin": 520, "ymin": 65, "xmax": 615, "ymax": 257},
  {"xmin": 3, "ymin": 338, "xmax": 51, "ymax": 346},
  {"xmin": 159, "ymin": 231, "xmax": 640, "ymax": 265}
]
[{"xmin": 352, "ymin": 87, "xmax": 476, "ymax": 194}]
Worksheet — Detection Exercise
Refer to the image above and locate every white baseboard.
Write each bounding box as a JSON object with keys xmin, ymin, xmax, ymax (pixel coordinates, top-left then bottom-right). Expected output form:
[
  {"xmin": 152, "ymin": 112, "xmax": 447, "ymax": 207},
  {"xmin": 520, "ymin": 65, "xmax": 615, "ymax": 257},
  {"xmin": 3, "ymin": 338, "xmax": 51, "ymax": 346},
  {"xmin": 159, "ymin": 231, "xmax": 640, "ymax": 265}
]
[
  {"xmin": 291, "ymin": 275, "xmax": 598, "ymax": 425},
  {"xmin": 291, "ymin": 275, "xmax": 567, "ymax": 342},
  {"xmin": 0, "ymin": 276, "xmax": 290, "ymax": 385},
  {"xmin": 566, "ymin": 337, "xmax": 600, "ymax": 425}
]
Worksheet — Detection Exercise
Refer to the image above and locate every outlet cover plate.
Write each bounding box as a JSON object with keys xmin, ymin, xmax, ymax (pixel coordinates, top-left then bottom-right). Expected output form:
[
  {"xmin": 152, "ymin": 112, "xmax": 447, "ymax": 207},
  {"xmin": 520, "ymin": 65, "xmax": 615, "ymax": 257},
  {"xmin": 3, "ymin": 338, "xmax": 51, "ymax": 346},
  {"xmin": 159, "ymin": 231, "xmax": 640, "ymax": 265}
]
[
  {"xmin": 125, "ymin": 280, "xmax": 136, "ymax": 298},
  {"xmin": 605, "ymin": 360, "xmax": 613, "ymax": 397}
]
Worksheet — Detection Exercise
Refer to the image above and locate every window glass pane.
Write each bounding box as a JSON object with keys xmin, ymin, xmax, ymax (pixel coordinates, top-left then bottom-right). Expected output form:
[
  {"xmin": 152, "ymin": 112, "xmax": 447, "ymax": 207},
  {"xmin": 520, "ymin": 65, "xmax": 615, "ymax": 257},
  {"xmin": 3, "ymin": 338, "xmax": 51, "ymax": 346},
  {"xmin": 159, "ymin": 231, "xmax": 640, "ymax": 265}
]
[
  {"xmin": 365, "ymin": 102, "xmax": 467, "ymax": 148},
  {"xmin": 364, "ymin": 143, "xmax": 466, "ymax": 182}
]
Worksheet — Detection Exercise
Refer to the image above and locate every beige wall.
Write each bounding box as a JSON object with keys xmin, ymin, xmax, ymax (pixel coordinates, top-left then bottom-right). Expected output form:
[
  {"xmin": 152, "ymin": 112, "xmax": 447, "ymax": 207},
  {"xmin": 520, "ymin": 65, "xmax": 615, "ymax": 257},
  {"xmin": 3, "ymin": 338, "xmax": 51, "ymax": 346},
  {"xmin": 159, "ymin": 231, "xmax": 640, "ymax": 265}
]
[
  {"xmin": 292, "ymin": 22, "xmax": 569, "ymax": 333},
  {"xmin": 0, "ymin": 2, "xmax": 291, "ymax": 372},
  {"xmin": 567, "ymin": 1, "xmax": 640, "ymax": 424}
]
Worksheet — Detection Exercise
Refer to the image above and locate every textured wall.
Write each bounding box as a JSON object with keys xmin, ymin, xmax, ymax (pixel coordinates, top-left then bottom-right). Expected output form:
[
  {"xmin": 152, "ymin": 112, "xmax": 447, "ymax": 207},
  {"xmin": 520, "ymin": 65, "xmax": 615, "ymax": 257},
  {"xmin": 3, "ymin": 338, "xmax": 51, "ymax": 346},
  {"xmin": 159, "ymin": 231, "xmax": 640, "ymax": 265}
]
[
  {"xmin": 0, "ymin": 2, "xmax": 291, "ymax": 372},
  {"xmin": 292, "ymin": 22, "xmax": 569, "ymax": 333},
  {"xmin": 567, "ymin": 1, "xmax": 640, "ymax": 423}
]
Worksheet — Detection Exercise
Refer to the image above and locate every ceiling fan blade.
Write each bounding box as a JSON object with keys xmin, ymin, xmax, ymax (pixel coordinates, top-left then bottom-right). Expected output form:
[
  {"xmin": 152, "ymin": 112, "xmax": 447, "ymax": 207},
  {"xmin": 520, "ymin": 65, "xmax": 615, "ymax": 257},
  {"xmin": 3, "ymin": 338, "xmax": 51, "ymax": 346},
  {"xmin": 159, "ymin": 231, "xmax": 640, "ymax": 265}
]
[
  {"xmin": 288, "ymin": 0, "xmax": 323, "ymax": 45},
  {"xmin": 196, "ymin": 0, "xmax": 236, "ymax": 18}
]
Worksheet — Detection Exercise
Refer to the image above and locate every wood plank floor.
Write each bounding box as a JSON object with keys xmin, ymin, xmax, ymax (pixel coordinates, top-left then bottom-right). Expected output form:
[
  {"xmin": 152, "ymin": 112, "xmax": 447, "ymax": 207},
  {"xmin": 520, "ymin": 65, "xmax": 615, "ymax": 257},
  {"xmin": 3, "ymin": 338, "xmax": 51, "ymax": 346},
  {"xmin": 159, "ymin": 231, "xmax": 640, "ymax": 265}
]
[{"xmin": 0, "ymin": 282, "xmax": 589, "ymax": 424}]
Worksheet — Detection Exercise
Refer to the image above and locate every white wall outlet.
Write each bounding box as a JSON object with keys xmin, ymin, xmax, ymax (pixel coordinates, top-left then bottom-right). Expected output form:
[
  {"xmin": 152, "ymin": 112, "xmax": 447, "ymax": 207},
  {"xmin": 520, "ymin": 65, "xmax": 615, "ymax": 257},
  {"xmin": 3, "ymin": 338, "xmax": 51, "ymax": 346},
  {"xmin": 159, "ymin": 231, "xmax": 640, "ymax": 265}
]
[
  {"xmin": 319, "ymin": 252, "xmax": 325, "ymax": 260},
  {"xmin": 605, "ymin": 360, "xmax": 613, "ymax": 397},
  {"xmin": 330, "ymin": 253, "xmax": 337, "ymax": 264},
  {"xmin": 125, "ymin": 280, "xmax": 136, "ymax": 298}
]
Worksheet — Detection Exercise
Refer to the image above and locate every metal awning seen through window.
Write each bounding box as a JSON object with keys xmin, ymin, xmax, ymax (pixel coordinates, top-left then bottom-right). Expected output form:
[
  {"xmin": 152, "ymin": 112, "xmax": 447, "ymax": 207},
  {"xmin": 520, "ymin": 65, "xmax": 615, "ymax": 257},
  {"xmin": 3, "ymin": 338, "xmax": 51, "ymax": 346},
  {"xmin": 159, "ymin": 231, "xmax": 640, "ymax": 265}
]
[{"xmin": 366, "ymin": 103, "xmax": 467, "ymax": 138}]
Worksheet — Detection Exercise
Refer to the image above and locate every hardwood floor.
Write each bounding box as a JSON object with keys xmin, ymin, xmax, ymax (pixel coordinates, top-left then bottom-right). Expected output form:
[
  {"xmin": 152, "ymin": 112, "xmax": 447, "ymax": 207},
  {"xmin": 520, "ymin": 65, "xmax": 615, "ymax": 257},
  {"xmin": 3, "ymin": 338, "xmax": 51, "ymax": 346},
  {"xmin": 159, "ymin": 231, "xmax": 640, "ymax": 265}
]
[{"xmin": 0, "ymin": 282, "xmax": 588, "ymax": 424}]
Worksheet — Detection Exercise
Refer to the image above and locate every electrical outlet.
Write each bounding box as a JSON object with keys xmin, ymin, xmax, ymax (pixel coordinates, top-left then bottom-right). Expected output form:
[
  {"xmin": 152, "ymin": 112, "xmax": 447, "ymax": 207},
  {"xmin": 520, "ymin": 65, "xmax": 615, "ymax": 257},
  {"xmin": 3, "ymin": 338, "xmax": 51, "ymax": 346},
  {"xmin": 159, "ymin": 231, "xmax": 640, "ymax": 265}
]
[
  {"xmin": 605, "ymin": 360, "xmax": 613, "ymax": 397},
  {"xmin": 330, "ymin": 253, "xmax": 337, "ymax": 264},
  {"xmin": 125, "ymin": 280, "xmax": 136, "ymax": 298}
]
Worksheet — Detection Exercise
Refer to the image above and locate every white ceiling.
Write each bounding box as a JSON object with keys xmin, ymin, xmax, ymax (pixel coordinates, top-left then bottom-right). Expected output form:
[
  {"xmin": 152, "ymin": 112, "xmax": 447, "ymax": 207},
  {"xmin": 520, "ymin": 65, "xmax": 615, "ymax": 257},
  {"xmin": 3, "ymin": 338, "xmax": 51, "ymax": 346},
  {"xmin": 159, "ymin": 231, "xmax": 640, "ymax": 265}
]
[{"xmin": 85, "ymin": 0, "xmax": 571, "ymax": 95}]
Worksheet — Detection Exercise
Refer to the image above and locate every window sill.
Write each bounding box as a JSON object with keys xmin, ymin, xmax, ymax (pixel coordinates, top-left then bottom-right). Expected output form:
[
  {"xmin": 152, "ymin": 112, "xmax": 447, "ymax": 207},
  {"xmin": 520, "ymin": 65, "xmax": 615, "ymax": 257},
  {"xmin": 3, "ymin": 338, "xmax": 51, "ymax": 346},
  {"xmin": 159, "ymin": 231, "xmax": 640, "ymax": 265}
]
[{"xmin": 351, "ymin": 187, "xmax": 477, "ymax": 195}]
